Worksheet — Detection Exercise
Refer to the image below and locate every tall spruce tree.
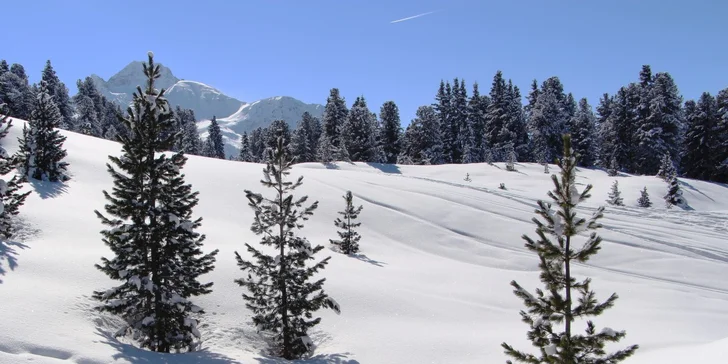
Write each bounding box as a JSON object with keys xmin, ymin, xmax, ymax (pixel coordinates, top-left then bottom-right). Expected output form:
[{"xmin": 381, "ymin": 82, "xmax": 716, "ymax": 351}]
[
  {"xmin": 205, "ymin": 116, "xmax": 225, "ymax": 159},
  {"xmin": 239, "ymin": 132, "xmax": 254, "ymax": 162},
  {"xmin": 92, "ymin": 53, "xmax": 219, "ymax": 353},
  {"xmin": 292, "ymin": 112, "xmax": 320, "ymax": 163},
  {"xmin": 343, "ymin": 96, "xmax": 377, "ymax": 162},
  {"xmin": 467, "ymin": 82, "xmax": 489, "ymax": 163},
  {"xmin": 330, "ymin": 190, "xmax": 363, "ymax": 255},
  {"xmin": 0, "ymin": 105, "xmax": 30, "ymax": 239},
  {"xmin": 502, "ymin": 134, "xmax": 638, "ymax": 363},
  {"xmin": 569, "ymin": 98, "xmax": 597, "ymax": 167},
  {"xmin": 715, "ymin": 88, "xmax": 728, "ymax": 182},
  {"xmin": 177, "ymin": 109, "xmax": 202, "ymax": 156},
  {"xmin": 636, "ymin": 72, "xmax": 683, "ymax": 174},
  {"xmin": 486, "ymin": 71, "xmax": 510, "ymax": 160},
  {"xmin": 234, "ymin": 136, "xmax": 340, "ymax": 360},
  {"xmin": 18, "ymin": 80, "xmax": 69, "ymax": 182},
  {"xmin": 681, "ymin": 94, "xmax": 718, "ymax": 180},
  {"xmin": 75, "ymin": 95, "xmax": 101, "ymax": 137},
  {"xmin": 528, "ymin": 77, "xmax": 569, "ymax": 164},
  {"xmin": 321, "ymin": 88, "xmax": 348, "ymax": 149},
  {"xmin": 595, "ymin": 93, "xmax": 613, "ymax": 166},
  {"xmin": 40, "ymin": 60, "xmax": 73, "ymax": 128},
  {"xmin": 379, "ymin": 101, "xmax": 402, "ymax": 164},
  {"xmin": 0, "ymin": 63, "xmax": 34, "ymax": 120},
  {"xmin": 434, "ymin": 80, "xmax": 454, "ymax": 163},
  {"xmin": 602, "ymin": 85, "xmax": 639, "ymax": 172}
]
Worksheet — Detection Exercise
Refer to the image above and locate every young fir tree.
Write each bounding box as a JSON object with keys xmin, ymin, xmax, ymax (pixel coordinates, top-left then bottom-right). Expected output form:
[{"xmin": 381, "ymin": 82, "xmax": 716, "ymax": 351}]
[
  {"xmin": 205, "ymin": 116, "xmax": 225, "ymax": 159},
  {"xmin": 321, "ymin": 88, "xmax": 348, "ymax": 150},
  {"xmin": 75, "ymin": 95, "xmax": 101, "ymax": 137},
  {"xmin": 330, "ymin": 190, "xmax": 363, "ymax": 255},
  {"xmin": 607, "ymin": 180, "xmax": 624, "ymax": 206},
  {"xmin": 235, "ymin": 136, "xmax": 340, "ymax": 360},
  {"xmin": 502, "ymin": 134, "xmax": 638, "ymax": 363},
  {"xmin": 238, "ymin": 132, "xmax": 254, "ymax": 162},
  {"xmin": 92, "ymin": 53, "xmax": 219, "ymax": 353},
  {"xmin": 664, "ymin": 174, "xmax": 685, "ymax": 209},
  {"xmin": 0, "ymin": 105, "xmax": 30, "ymax": 239},
  {"xmin": 607, "ymin": 155, "xmax": 619, "ymax": 177},
  {"xmin": 637, "ymin": 186, "xmax": 652, "ymax": 208},
  {"xmin": 18, "ymin": 80, "xmax": 69, "ymax": 182},
  {"xmin": 316, "ymin": 135, "xmax": 335, "ymax": 164}
]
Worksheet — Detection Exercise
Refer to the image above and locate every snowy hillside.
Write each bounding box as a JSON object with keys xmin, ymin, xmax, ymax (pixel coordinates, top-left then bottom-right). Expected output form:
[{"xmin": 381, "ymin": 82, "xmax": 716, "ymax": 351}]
[
  {"xmin": 1, "ymin": 121, "xmax": 727, "ymax": 363},
  {"xmin": 208, "ymin": 96, "xmax": 325, "ymax": 155}
]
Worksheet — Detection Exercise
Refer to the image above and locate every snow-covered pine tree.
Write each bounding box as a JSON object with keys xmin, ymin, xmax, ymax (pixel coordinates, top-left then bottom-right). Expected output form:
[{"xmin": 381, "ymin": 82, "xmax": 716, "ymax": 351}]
[
  {"xmin": 0, "ymin": 63, "xmax": 34, "ymax": 121},
  {"xmin": 290, "ymin": 126, "xmax": 309, "ymax": 163},
  {"xmin": 18, "ymin": 80, "xmax": 69, "ymax": 182},
  {"xmin": 601, "ymin": 85, "xmax": 639, "ymax": 173},
  {"xmin": 543, "ymin": 163, "xmax": 549, "ymax": 174},
  {"xmin": 40, "ymin": 60, "xmax": 73, "ymax": 128},
  {"xmin": 681, "ymin": 94, "xmax": 718, "ymax": 180},
  {"xmin": 636, "ymin": 72, "xmax": 683, "ymax": 175},
  {"xmin": 301, "ymin": 112, "xmax": 322, "ymax": 162},
  {"xmin": 637, "ymin": 186, "xmax": 652, "ymax": 208},
  {"xmin": 343, "ymin": 96, "xmax": 377, "ymax": 162},
  {"xmin": 434, "ymin": 80, "xmax": 454, "ymax": 163},
  {"xmin": 714, "ymin": 88, "xmax": 728, "ymax": 182},
  {"xmin": 0, "ymin": 105, "xmax": 30, "ymax": 239},
  {"xmin": 485, "ymin": 71, "xmax": 509, "ymax": 160},
  {"xmin": 321, "ymin": 88, "xmax": 348, "ymax": 150},
  {"xmin": 505, "ymin": 143, "xmax": 517, "ymax": 172},
  {"xmin": 235, "ymin": 135, "xmax": 340, "ymax": 360},
  {"xmin": 607, "ymin": 180, "xmax": 624, "ymax": 206},
  {"xmin": 205, "ymin": 116, "xmax": 225, "ymax": 159},
  {"xmin": 75, "ymin": 95, "xmax": 101, "ymax": 137},
  {"xmin": 607, "ymin": 155, "xmax": 619, "ymax": 177},
  {"xmin": 656, "ymin": 154, "xmax": 676, "ymax": 181},
  {"xmin": 664, "ymin": 173, "xmax": 685, "ymax": 209},
  {"xmin": 330, "ymin": 190, "xmax": 363, "ymax": 255},
  {"xmin": 336, "ymin": 136, "xmax": 351, "ymax": 162},
  {"xmin": 238, "ymin": 132, "xmax": 254, "ymax": 162},
  {"xmin": 316, "ymin": 135, "xmax": 335, "ymax": 164},
  {"xmin": 178, "ymin": 109, "xmax": 203, "ymax": 156},
  {"xmin": 451, "ymin": 78, "xmax": 469, "ymax": 163},
  {"xmin": 467, "ymin": 82, "xmax": 489, "ymax": 163},
  {"xmin": 502, "ymin": 134, "xmax": 638, "ymax": 363},
  {"xmin": 528, "ymin": 77, "xmax": 569, "ymax": 164},
  {"xmin": 569, "ymin": 98, "xmax": 597, "ymax": 167},
  {"xmin": 379, "ymin": 101, "xmax": 402, "ymax": 164},
  {"xmin": 93, "ymin": 53, "xmax": 219, "ymax": 353},
  {"xmin": 595, "ymin": 93, "xmax": 613, "ymax": 167}
]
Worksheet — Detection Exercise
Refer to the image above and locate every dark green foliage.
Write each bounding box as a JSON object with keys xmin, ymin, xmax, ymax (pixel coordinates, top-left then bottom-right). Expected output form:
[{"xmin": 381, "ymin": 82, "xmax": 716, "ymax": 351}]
[
  {"xmin": 18, "ymin": 80, "xmax": 69, "ymax": 182},
  {"xmin": 238, "ymin": 132, "xmax": 254, "ymax": 162},
  {"xmin": 343, "ymin": 96, "xmax": 378, "ymax": 162},
  {"xmin": 92, "ymin": 53, "xmax": 218, "ymax": 353},
  {"xmin": 291, "ymin": 112, "xmax": 321, "ymax": 163},
  {"xmin": 401, "ymin": 106, "xmax": 443, "ymax": 165},
  {"xmin": 502, "ymin": 134, "xmax": 638, "ymax": 363},
  {"xmin": 467, "ymin": 82, "xmax": 489, "ymax": 163},
  {"xmin": 330, "ymin": 190, "xmax": 363, "ymax": 255},
  {"xmin": 714, "ymin": 88, "xmax": 728, "ymax": 182},
  {"xmin": 380, "ymin": 101, "xmax": 402, "ymax": 164},
  {"xmin": 569, "ymin": 98, "xmax": 597, "ymax": 167},
  {"xmin": 0, "ymin": 63, "xmax": 34, "ymax": 120},
  {"xmin": 637, "ymin": 187, "xmax": 652, "ymax": 208},
  {"xmin": 205, "ymin": 116, "xmax": 225, "ymax": 159},
  {"xmin": 40, "ymin": 60, "xmax": 73, "ymax": 127},
  {"xmin": 321, "ymin": 88, "xmax": 348, "ymax": 149},
  {"xmin": 681, "ymin": 95, "xmax": 719, "ymax": 180},
  {"xmin": 656, "ymin": 154, "xmax": 676, "ymax": 181},
  {"xmin": 636, "ymin": 72, "xmax": 683, "ymax": 174},
  {"xmin": 176, "ymin": 108, "xmax": 202, "ymax": 155},
  {"xmin": 434, "ymin": 80, "xmax": 454, "ymax": 163},
  {"xmin": 235, "ymin": 136, "xmax": 340, "ymax": 360},
  {"xmin": 486, "ymin": 71, "xmax": 509, "ymax": 160},
  {"xmin": 607, "ymin": 180, "xmax": 624, "ymax": 206},
  {"xmin": 0, "ymin": 105, "xmax": 30, "ymax": 239}
]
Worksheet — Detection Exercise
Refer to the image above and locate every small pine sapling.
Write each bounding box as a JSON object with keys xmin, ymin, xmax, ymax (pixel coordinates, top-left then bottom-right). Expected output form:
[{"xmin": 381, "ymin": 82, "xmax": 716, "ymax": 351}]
[
  {"xmin": 607, "ymin": 180, "xmax": 624, "ymax": 206},
  {"xmin": 657, "ymin": 154, "xmax": 676, "ymax": 181},
  {"xmin": 664, "ymin": 174, "xmax": 686, "ymax": 209},
  {"xmin": 505, "ymin": 144, "xmax": 517, "ymax": 172},
  {"xmin": 499, "ymin": 183, "xmax": 506, "ymax": 190},
  {"xmin": 543, "ymin": 163, "xmax": 550, "ymax": 174},
  {"xmin": 637, "ymin": 187, "xmax": 652, "ymax": 208},
  {"xmin": 330, "ymin": 190, "xmax": 364, "ymax": 255},
  {"xmin": 607, "ymin": 155, "xmax": 618, "ymax": 177},
  {"xmin": 464, "ymin": 173, "xmax": 471, "ymax": 182},
  {"xmin": 502, "ymin": 134, "xmax": 638, "ymax": 363}
]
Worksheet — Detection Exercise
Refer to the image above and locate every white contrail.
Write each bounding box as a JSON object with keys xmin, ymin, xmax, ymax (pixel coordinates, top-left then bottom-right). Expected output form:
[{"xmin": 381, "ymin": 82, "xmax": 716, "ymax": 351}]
[{"xmin": 390, "ymin": 10, "xmax": 438, "ymax": 24}]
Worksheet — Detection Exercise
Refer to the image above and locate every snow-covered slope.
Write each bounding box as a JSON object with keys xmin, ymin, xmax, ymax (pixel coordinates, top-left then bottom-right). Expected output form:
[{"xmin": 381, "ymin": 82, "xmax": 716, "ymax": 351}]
[
  {"xmin": 88, "ymin": 62, "xmax": 324, "ymax": 146},
  {"xmin": 1, "ymin": 121, "xmax": 727, "ymax": 363},
  {"xmin": 219, "ymin": 96, "xmax": 324, "ymax": 133}
]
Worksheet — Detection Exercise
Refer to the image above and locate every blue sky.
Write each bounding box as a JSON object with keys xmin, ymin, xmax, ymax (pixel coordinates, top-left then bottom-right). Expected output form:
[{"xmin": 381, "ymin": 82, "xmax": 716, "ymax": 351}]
[{"xmin": 3, "ymin": 0, "xmax": 727, "ymax": 123}]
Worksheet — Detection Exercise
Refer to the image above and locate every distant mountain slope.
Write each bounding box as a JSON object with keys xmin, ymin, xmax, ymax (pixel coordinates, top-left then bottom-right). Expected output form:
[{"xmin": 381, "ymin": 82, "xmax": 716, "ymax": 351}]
[{"xmin": 87, "ymin": 62, "xmax": 324, "ymax": 147}]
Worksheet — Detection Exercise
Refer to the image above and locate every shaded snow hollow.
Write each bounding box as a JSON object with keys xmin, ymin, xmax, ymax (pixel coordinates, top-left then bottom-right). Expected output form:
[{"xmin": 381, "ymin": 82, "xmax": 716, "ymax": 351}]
[{"xmin": 0, "ymin": 120, "xmax": 727, "ymax": 363}]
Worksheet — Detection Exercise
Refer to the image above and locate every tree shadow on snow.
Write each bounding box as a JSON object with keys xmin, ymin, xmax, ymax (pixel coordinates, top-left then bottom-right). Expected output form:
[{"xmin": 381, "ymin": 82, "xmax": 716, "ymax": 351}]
[
  {"xmin": 29, "ymin": 178, "xmax": 69, "ymax": 199},
  {"xmin": 350, "ymin": 253, "xmax": 386, "ymax": 267},
  {"xmin": 255, "ymin": 352, "xmax": 359, "ymax": 364},
  {"xmin": 95, "ymin": 328, "xmax": 241, "ymax": 364},
  {"xmin": 364, "ymin": 162, "xmax": 401, "ymax": 174},
  {"xmin": 679, "ymin": 179, "xmax": 715, "ymax": 202},
  {"xmin": 0, "ymin": 240, "xmax": 28, "ymax": 284},
  {"xmin": 322, "ymin": 162, "xmax": 340, "ymax": 170}
]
